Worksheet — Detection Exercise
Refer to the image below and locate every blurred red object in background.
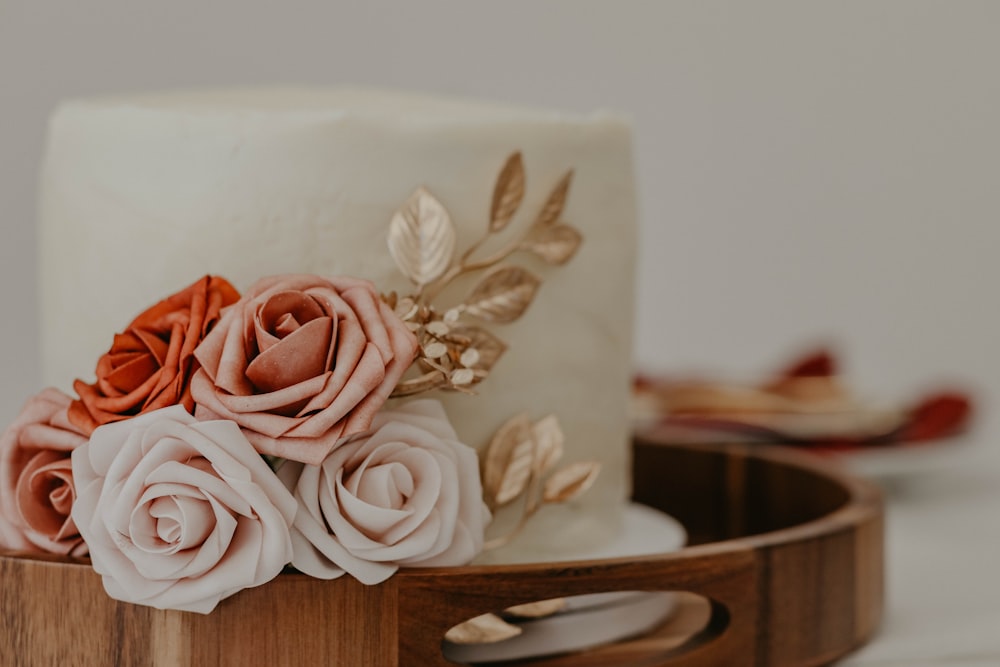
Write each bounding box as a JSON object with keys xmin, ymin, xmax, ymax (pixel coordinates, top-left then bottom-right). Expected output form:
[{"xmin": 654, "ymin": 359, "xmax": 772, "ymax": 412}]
[{"xmin": 633, "ymin": 348, "xmax": 974, "ymax": 451}]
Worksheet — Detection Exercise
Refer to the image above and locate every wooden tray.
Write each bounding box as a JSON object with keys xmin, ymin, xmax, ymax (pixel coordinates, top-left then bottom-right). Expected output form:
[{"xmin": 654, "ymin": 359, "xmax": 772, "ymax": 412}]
[{"xmin": 0, "ymin": 434, "xmax": 883, "ymax": 666}]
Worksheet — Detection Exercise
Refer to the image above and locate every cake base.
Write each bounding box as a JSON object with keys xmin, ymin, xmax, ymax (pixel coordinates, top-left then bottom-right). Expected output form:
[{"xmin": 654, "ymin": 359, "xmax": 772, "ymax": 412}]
[{"xmin": 0, "ymin": 436, "xmax": 883, "ymax": 666}]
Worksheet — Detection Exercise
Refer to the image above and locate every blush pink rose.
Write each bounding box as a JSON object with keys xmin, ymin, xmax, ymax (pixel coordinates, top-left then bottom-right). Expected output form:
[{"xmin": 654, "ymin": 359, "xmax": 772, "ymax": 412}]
[
  {"xmin": 71, "ymin": 405, "xmax": 296, "ymax": 614},
  {"xmin": 277, "ymin": 400, "xmax": 490, "ymax": 584},
  {"xmin": 191, "ymin": 274, "xmax": 418, "ymax": 465},
  {"xmin": 0, "ymin": 388, "xmax": 88, "ymax": 556}
]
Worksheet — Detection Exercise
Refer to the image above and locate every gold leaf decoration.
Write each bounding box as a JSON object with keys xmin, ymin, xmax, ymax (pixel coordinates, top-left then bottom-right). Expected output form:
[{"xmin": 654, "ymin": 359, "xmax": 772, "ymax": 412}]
[
  {"xmin": 521, "ymin": 223, "xmax": 583, "ymax": 265},
  {"xmin": 388, "ymin": 187, "xmax": 456, "ymax": 286},
  {"xmin": 463, "ymin": 266, "xmax": 541, "ymax": 323},
  {"xmin": 542, "ymin": 461, "xmax": 602, "ymax": 504},
  {"xmin": 459, "ymin": 348, "xmax": 480, "ymax": 367},
  {"xmin": 531, "ymin": 415, "xmax": 564, "ymax": 475},
  {"xmin": 449, "ymin": 326, "xmax": 507, "ymax": 374},
  {"xmin": 445, "ymin": 613, "xmax": 523, "ymax": 645},
  {"xmin": 533, "ymin": 170, "xmax": 573, "ymax": 228},
  {"xmin": 450, "ymin": 368, "xmax": 475, "ymax": 386},
  {"xmin": 390, "ymin": 369, "xmax": 448, "ymax": 398},
  {"xmin": 490, "ymin": 152, "xmax": 526, "ymax": 232},
  {"xmin": 425, "ymin": 320, "xmax": 450, "ymax": 336},
  {"xmin": 482, "ymin": 413, "xmax": 533, "ymax": 508},
  {"xmin": 505, "ymin": 598, "xmax": 568, "ymax": 619},
  {"xmin": 386, "ymin": 152, "xmax": 582, "ymax": 401},
  {"xmin": 422, "ymin": 341, "xmax": 448, "ymax": 359},
  {"xmin": 481, "ymin": 412, "xmax": 601, "ymax": 552},
  {"xmin": 494, "ymin": 432, "xmax": 536, "ymax": 507}
]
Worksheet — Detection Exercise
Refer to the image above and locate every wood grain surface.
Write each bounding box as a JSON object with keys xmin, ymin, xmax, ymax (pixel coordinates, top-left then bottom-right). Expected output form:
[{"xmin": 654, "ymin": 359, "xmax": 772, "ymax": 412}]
[{"xmin": 0, "ymin": 436, "xmax": 883, "ymax": 666}]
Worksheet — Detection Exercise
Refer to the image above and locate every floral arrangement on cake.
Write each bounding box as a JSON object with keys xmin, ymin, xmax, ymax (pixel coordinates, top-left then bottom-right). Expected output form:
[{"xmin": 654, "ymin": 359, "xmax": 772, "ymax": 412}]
[{"xmin": 0, "ymin": 153, "xmax": 600, "ymax": 615}]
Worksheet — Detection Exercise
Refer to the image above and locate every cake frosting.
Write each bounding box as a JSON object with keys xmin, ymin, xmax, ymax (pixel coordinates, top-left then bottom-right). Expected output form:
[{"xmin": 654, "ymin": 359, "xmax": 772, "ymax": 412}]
[{"xmin": 38, "ymin": 87, "xmax": 637, "ymax": 562}]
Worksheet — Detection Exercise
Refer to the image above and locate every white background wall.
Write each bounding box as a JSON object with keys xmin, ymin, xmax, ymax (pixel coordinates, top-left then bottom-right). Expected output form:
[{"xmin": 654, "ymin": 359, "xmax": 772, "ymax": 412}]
[{"xmin": 1, "ymin": 1, "xmax": 998, "ymax": 432}]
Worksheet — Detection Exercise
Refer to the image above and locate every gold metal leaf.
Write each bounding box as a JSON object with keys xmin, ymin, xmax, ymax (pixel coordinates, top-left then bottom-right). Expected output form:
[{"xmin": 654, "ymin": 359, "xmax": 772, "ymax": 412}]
[
  {"xmin": 533, "ymin": 170, "xmax": 573, "ymax": 228},
  {"xmin": 459, "ymin": 348, "xmax": 480, "ymax": 367},
  {"xmin": 482, "ymin": 413, "xmax": 533, "ymax": 507},
  {"xmin": 388, "ymin": 187, "xmax": 456, "ymax": 286},
  {"xmin": 542, "ymin": 461, "xmax": 601, "ymax": 504},
  {"xmin": 504, "ymin": 598, "xmax": 568, "ymax": 619},
  {"xmin": 490, "ymin": 152, "xmax": 526, "ymax": 232},
  {"xmin": 463, "ymin": 266, "xmax": 541, "ymax": 323},
  {"xmin": 450, "ymin": 368, "xmax": 475, "ymax": 386},
  {"xmin": 420, "ymin": 356, "xmax": 452, "ymax": 376},
  {"xmin": 390, "ymin": 370, "xmax": 447, "ymax": 398},
  {"xmin": 532, "ymin": 415, "xmax": 565, "ymax": 475},
  {"xmin": 425, "ymin": 320, "xmax": 450, "ymax": 337},
  {"xmin": 395, "ymin": 296, "xmax": 418, "ymax": 321},
  {"xmin": 494, "ymin": 431, "xmax": 536, "ymax": 507},
  {"xmin": 422, "ymin": 342, "xmax": 448, "ymax": 359},
  {"xmin": 449, "ymin": 326, "xmax": 507, "ymax": 374},
  {"xmin": 522, "ymin": 223, "xmax": 583, "ymax": 265},
  {"xmin": 445, "ymin": 613, "xmax": 523, "ymax": 645}
]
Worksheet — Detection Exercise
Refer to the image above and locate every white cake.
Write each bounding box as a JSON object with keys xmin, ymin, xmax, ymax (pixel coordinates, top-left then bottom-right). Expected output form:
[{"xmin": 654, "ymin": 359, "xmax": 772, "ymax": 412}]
[{"xmin": 38, "ymin": 88, "xmax": 638, "ymax": 562}]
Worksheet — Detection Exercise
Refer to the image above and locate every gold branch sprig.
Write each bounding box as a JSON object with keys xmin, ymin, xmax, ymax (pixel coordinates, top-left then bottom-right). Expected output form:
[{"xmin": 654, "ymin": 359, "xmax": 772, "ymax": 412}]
[
  {"xmin": 444, "ymin": 597, "xmax": 570, "ymax": 646},
  {"xmin": 479, "ymin": 413, "xmax": 601, "ymax": 551},
  {"xmin": 386, "ymin": 152, "xmax": 583, "ymax": 398}
]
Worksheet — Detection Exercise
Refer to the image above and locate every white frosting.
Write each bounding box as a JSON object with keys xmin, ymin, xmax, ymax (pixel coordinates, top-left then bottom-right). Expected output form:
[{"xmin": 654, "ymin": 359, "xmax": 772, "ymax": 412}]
[{"xmin": 38, "ymin": 87, "xmax": 637, "ymax": 562}]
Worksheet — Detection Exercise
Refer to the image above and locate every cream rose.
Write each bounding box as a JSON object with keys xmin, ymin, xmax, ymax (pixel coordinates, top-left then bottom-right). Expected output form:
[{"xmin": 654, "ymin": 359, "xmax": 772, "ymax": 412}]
[
  {"xmin": 0, "ymin": 388, "xmax": 88, "ymax": 556},
  {"xmin": 191, "ymin": 274, "xmax": 418, "ymax": 465},
  {"xmin": 71, "ymin": 406, "xmax": 296, "ymax": 613},
  {"xmin": 278, "ymin": 400, "xmax": 490, "ymax": 584}
]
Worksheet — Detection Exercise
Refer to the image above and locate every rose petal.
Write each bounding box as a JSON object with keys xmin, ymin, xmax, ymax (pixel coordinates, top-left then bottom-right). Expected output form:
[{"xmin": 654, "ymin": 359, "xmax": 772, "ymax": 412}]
[
  {"xmin": 278, "ymin": 460, "xmax": 396, "ymax": 584},
  {"xmin": 329, "ymin": 280, "xmax": 394, "ymax": 364},
  {"xmin": 291, "ymin": 342, "xmax": 385, "ymax": 437},
  {"xmin": 246, "ymin": 317, "xmax": 334, "ymax": 395},
  {"xmin": 298, "ymin": 318, "xmax": 370, "ymax": 416},
  {"xmin": 103, "ymin": 349, "xmax": 160, "ymax": 394},
  {"xmin": 16, "ymin": 452, "xmax": 75, "ymax": 536},
  {"xmin": 197, "ymin": 372, "xmax": 333, "ymax": 435},
  {"xmin": 257, "ymin": 291, "xmax": 327, "ymax": 342},
  {"xmin": 133, "ymin": 327, "xmax": 173, "ymax": 369},
  {"xmin": 336, "ymin": 302, "xmax": 420, "ymax": 435},
  {"xmin": 353, "ymin": 461, "xmax": 413, "ymax": 510},
  {"xmin": 18, "ymin": 421, "xmax": 88, "ymax": 453}
]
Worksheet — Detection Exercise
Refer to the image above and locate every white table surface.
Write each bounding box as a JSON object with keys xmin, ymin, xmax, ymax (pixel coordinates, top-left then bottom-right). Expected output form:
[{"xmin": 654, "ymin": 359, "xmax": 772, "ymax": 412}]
[{"xmin": 836, "ymin": 423, "xmax": 1000, "ymax": 666}]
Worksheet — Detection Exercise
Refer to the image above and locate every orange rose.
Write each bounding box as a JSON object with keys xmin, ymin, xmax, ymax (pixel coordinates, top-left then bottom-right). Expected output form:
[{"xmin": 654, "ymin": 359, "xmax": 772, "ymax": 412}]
[
  {"xmin": 0, "ymin": 388, "xmax": 88, "ymax": 555},
  {"xmin": 69, "ymin": 275, "xmax": 240, "ymax": 434},
  {"xmin": 191, "ymin": 274, "xmax": 418, "ymax": 465}
]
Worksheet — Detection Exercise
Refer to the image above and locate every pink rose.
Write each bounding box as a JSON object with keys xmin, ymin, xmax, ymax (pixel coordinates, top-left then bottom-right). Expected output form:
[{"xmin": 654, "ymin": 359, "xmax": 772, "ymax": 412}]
[
  {"xmin": 277, "ymin": 400, "xmax": 490, "ymax": 584},
  {"xmin": 0, "ymin": 511, "xmax": 27, "ymax": 552},
  {"xmin": 71, "ymin": 406, "xmax": 296, "ymax": 613},
  {"xmin": 0, "ymin": 388, "xmax": 88, "ymax": 556},
  {"xmin": 191, "ymin": 274, "xmax": 418, "ymax": 465}
]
